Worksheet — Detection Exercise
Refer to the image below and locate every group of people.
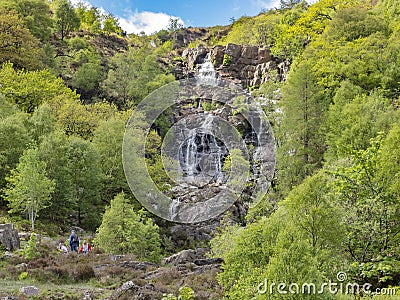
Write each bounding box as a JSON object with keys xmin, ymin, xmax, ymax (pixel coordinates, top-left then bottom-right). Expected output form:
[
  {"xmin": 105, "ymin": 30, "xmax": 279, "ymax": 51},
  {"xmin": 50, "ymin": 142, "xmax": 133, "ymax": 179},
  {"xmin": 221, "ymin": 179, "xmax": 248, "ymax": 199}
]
[{"xmin": 58, "ymin": 230, "xmax": 92, "ymax": 254}]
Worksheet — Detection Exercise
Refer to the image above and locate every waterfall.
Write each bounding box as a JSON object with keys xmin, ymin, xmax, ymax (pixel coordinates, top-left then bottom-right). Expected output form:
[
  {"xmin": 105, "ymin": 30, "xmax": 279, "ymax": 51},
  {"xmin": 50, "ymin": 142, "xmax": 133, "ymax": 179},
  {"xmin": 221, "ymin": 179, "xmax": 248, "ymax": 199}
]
[
  {"xmin": 178, "ymin": 114, "xmax": 228, "ymax": 185},
  {"xmin": 196, "ymin": 53, "xmax": 218, "ymax": 86}
]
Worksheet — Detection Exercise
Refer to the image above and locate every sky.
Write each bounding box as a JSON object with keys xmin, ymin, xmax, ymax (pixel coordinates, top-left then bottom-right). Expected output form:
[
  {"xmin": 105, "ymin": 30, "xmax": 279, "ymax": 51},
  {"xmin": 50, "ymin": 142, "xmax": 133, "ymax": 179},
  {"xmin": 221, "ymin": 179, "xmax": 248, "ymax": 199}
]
[{"xmin": 72, "ymin": 0, "xmax": 281, "ymax": 35}]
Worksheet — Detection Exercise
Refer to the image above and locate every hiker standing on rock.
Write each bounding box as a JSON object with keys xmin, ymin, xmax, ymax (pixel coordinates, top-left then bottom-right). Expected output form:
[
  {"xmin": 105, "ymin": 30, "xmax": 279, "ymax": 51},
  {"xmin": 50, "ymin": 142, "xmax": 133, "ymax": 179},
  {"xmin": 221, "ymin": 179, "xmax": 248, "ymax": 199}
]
[{"xmin": 69, "ymin": 230, "xmax": 79, "ymax": 252}]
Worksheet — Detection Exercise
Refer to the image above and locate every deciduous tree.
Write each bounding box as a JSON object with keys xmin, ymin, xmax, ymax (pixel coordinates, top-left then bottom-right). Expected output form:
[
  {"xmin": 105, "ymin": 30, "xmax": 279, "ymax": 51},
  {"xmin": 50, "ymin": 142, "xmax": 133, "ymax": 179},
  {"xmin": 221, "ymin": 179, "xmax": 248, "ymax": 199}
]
[{"xmin": 4, "ymin": 148, "xmax": 55, "ymax": 231}]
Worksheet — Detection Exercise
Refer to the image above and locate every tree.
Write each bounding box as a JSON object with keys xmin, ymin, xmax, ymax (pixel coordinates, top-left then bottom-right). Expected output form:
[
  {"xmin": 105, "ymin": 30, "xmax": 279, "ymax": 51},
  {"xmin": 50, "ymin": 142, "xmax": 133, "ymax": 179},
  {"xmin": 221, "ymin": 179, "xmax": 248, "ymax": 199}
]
[
  {"xmin": 278, "ymin": 61, "xmax": 325, "ymax": 194},
  {"xmin": 0, "ymin": 62, "xmax": 79, "ymax": 112},
  {"xmin": 94, "ymin": 193, "xmax": 162, "ymax": 262},
  {"xmin": 67, "ymin": 136, "xmax": 101, "ymax": 229},
  {"xmin": 92, "ymin": 115, "xmax": 130, "ymax": 203},
  {"xmin": 214, "ymin": 171, "xmax": 343, "ymax": 299},
  {"xmin": 54, "ymin": 98, "xmax": 118, "ymax": 139},
  {"xmin": 0, "ymin": 113, "xmax": 31, "ymax": 198},
  {"xmin": 54, "ymin": 0, "xmax": 80, "ymax": 40},
  {"xmin": 0, "ymin": 0, "xmax": 53, "ymax": 41},
  {"xmin": 332, "ymin": 134, "xmax": 400, "ymax": 262},
  {"xmin": 37, "ymin": 131, "xmax": 74, "ymax": 226},
  {"xmin": 280, "ymin": 0, "xmax": 302, "ymax": 10},
  {"xmin": 4, "ymin": 148, "xmax": 55, "ymax": 231},
  {"xmin": 71, "ymin": 61, "xmax": 104, "ymax": 100},
  {"xmin": 0, "ymin": 9, "xmax": 44, "ymax": 69},
  {"xmin": 28, "ymin": 103, "xmax": 55, "ymax": 142},
  {"xmin": 76, "ymin": 4, "xmax": 101, "ymax": 33},
  {"xmin": 103, "ymin": 13, "xmax": 122, "ymax": 35},
  {"xmin": 167, "ymin": 17, "xmax": 183, "ymax": 32}
]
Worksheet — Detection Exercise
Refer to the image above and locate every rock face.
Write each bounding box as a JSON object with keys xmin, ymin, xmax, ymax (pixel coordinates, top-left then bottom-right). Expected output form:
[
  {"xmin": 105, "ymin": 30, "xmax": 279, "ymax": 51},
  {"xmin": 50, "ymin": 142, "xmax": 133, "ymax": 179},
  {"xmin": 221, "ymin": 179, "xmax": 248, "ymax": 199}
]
[
  {"xmin": 172, "ymin": 27, "xmax": 230, "ymax": 49},
  {"xmin": 179, "ymin": 43, "xmax": 290, "ymax": 87},
  {"xmin": 0, "ymin": 224, "xmax": 20, "ymax": 251}
]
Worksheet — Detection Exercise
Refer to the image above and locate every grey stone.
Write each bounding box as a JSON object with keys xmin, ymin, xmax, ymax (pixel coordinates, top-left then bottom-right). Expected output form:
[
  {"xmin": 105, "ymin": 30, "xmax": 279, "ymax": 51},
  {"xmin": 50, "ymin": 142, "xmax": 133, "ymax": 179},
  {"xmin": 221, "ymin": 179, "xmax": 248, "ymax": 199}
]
[
  {"xmin": 0, "ymin": 224, "xmax": 20, "ymax": 251},
  {"xmin": 19, "ymin": 286, "xmax": 39, "ymax": 297},
  {"xmin": 225, "ymin": 43, "xmax": 242, "ymax": 59}
]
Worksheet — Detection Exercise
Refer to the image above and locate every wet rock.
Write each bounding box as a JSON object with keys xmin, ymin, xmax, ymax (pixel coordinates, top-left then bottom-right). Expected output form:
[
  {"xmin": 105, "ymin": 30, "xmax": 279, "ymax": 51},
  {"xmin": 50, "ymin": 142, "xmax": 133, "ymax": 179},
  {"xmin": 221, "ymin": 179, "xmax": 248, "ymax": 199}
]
[
  {"xmin": 0, "ymin": 224, "xmax": 20, "ymax": 251},
  {"xmin": 182, "ymin": 45, "xmax": 207, "ymax": 69}
]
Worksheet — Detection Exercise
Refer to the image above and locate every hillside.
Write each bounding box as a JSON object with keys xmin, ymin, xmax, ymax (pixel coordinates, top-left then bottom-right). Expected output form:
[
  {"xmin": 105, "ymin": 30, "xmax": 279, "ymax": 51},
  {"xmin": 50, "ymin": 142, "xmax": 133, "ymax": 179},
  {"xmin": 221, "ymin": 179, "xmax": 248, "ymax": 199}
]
[{"xmin": 1, "ymin": 0, "xmax": 400, "ymax": 299}]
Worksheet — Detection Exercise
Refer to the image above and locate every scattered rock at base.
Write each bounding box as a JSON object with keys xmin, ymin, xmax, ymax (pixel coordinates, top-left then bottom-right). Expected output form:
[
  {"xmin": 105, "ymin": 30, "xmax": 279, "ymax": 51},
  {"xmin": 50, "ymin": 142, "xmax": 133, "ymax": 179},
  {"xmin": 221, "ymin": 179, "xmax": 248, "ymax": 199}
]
[
  {"xmin": 163, "ymin": 249, "xmax": 205, "ymax": 266},
  {"xmin": 0, "ymin": 224, "xmax": 20, "ymax": 251},
  {"xmin": 19, "ymin": 286, "xmax": 39, "ymax": 297}
]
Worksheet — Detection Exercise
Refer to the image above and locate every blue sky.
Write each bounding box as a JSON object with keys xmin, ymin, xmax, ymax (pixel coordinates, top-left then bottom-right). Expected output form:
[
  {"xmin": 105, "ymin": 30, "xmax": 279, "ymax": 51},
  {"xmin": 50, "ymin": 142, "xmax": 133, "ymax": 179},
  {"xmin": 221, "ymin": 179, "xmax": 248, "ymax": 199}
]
[{"xmin": 72, "ymin": 0, "xmax": 280, "ymax": 34}]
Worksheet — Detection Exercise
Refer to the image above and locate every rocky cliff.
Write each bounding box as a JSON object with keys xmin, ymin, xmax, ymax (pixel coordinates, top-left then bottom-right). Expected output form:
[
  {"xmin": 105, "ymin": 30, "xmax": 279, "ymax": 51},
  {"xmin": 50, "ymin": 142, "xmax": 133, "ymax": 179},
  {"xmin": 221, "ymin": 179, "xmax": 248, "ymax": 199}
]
[{"xmin": 170, "ymin": 43, "xmax": 290, "ymax": 87}]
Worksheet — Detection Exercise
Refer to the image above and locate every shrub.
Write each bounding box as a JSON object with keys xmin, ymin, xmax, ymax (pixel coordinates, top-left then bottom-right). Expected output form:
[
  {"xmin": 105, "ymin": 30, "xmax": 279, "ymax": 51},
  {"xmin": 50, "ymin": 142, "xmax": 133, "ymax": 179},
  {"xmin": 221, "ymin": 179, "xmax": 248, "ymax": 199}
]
[
  {"xmin": 20, "ymin": 233, "xmax": 40, "ymax": 260},
  {"xmin": 94, "ymin": 193, "xmax": 163, "ymax": 263},
  {"xmin": 70, "ymin": 263, "xmax": 95, "ymax": 281},
  {"xmin": 222, "ymin": 54, "xmax": 232, "ymax": 66},
  {"xmin": 18, "ymin": 271, "xmax": 28, "ymax": 280}
]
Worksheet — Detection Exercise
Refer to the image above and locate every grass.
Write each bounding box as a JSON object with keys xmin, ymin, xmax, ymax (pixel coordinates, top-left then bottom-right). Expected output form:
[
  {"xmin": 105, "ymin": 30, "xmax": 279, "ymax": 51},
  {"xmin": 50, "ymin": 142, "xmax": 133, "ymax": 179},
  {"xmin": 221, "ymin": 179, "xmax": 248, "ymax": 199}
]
[{"xmin": 0, "ymin": 279, "xmax": 112, "ymax": 299}]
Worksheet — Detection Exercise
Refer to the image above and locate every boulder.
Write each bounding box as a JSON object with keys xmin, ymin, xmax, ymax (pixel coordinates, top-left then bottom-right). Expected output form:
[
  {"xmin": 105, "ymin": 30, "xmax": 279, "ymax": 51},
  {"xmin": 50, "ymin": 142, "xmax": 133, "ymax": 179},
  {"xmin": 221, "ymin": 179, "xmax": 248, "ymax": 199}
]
[
  {"xmin": 182, "ymin": 45, "xmax": 207, "ymax": 69},
  {"xmin": 0, "ymin": 224, "xmax": 20, "ymax": 251},
  {"xmin": 225, "ymin": 43, "xmax": 242, "ymax": 60},
  {"xmin": 211, "ymin": 45, "xmax": 225, "ymax": 67},
  {"xmin": 162, "ymin": 248, "xmax": 207, "ymax": 266},
  {"xmin": 19, "ymin": 286, "xmax": 39, "ymax": 297},
  {"xmin": 241, "ymin": 45, "xmax": 259, "ymax": 60},
  {"xmin": 258, "ymin": 47, "xmax": 271, "ymax": 63}
]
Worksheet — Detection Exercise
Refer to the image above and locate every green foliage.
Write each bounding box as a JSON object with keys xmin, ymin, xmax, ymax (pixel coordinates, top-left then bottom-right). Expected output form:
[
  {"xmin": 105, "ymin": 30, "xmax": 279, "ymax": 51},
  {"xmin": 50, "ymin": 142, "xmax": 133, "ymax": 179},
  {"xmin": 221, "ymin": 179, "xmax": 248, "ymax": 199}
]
[
  {"xmin": 76, "ymin": 4, "xmax": 101, "ymax": 34},
  {"xmin": 67, "ymin": 136, "xmax": 101, "ymax": 229},
  {"xmin": 92, "ymin": 115, "xmax": 130, "ymax": 203},
  {"xmin": 215, "ymin": 171, "xmax": 344, "ymax": 299},
  {"xmin": 103, "ymin": 13, "xmax": 122, "ymax": 35},
  {"xmin": 0, "ymin": 0, "xmax": 53, "ymax": 41},
  {"xmin": 350, "ymin": 257, "xmax": 400, "ymax": 288},
  {"xmin": 278, "ymin": 60, "xmax": 325, "ymax": 194},
  {"xmin": 0, "ymin": 62, "xmax": 79, "ymax": 112},
  {"xmin": 71, "ymin": 61, "xmax": 104, "ymax": 97},
  {"xmin": 37, "ymin": 130, "xmax": 74, "ymax": 224},
  {"xmin": 331, "ymin": 134, "xmax": 400, "ymax": 262},
  {"xmin": 18, "ymin": 271, "xmax": 28, "ymax": 280},
  {"xmin": 280, "ymin": 0, "xmax": 302, "ymax": 9},
  {"xmin": 102, "ymin": 47, "xmax": 173, "ymax": 108},
  {"xmin": 94, "ymin": 193, "xmax": 163, "ymax": 262},
  {"xmin": 167, "ymin": 17, "xmax": 183, "ymax": 32},
  {"xmin": 222, "ymin": 53, "xmax": 231, "ymax": 66},
  {"xmin": 28, "ymin": 103, "xmax": 55, "ymax": 142},
  {"xmin": 54, "ymin": 0, "xmax": 80, "ymax": 40},
  {"xmin": 0, "ymin": 112, "xmax": 31, "ymax": 194},
  {"xmin": 52, "ymin": 98, "xmax": 118, "ymax": 139},
  {"xmin": 162, "ymin": 286, "xmax": 195, "ymax": 300},
  {"xmin": 20, "ymin": 233, "xmax": 40, "ymax": 260},
  {"xmin": 4, "ymin": 148, "xmax": 55, "ymax": 231},
  {"xmin": 0, "ymin": 9, "xmax": 44, "ymax": 70}
]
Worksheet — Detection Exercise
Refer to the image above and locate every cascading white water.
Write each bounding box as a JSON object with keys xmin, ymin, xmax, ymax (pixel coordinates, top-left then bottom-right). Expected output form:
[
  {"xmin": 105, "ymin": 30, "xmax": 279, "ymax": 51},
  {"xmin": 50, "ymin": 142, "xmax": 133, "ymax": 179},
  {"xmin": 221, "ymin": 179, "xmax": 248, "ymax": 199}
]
[
  {"xmin": 196, "ymin": 53, "xmax": 218, "ymax": 86},
  {"xmin": 178, "ymin": 114, "xmax": 227, "ymax": 185}
]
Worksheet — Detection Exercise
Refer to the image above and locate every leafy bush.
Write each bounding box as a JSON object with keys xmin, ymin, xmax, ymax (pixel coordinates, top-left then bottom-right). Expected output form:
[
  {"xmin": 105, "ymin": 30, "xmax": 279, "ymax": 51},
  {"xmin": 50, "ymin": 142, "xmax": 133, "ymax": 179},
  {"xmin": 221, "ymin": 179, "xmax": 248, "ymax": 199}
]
[
  {"xmin": 20, "ymin": 233, "xmax": 40, "ymax": 260},
  {"xmin": 94, "ymin": 193, "xmax": 163, "ymax": 263},
  {"xmin": 18, "ymin": 271, "xmax": 28, "ymax": 280},
  {"xmin": 222, "ymin": 54, "xmax": 231, "ymax": 66}
]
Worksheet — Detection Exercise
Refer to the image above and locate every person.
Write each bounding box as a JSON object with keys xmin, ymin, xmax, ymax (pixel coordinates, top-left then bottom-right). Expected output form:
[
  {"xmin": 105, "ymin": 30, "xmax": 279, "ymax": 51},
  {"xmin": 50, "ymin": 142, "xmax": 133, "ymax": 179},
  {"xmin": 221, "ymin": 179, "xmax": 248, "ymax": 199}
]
[
  {"xmin": 78, "ymin": 240, "xmax": 92, "ymax": 254},
  {"xmin": 69, "ymin": 230, "xmax": 79, "ymax": 252},
  {"xmin": 58, "ymin": 242, "xmax": 68, "ymax": 254}
]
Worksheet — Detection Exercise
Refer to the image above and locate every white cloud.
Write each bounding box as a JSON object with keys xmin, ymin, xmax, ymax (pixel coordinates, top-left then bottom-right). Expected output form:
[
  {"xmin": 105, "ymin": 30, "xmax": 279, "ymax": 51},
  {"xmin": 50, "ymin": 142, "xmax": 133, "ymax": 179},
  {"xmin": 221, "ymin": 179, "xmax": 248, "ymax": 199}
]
[{"xmin": 118, "ymin": 10, "xmax": 184, "ymax": 35}]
